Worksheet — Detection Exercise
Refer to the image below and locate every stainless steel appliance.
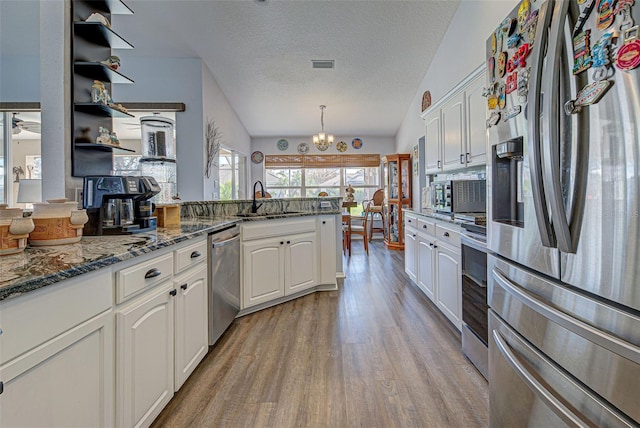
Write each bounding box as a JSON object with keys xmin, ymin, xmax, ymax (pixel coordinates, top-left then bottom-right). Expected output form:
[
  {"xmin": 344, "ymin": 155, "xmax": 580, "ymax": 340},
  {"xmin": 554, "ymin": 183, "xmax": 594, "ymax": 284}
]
[
  {"xmin": 431, "ymin": 179, "xmax": 486, "ymax": 213},
  {"xmin": 460, "ymin": 223, "xmax": 488, "ymax": 380},
  {"xmin": 208, "ymin": 224, "xmax": 241, "ymax": 346},
  {"xmin": 486, "ymin": 0, "xmax": 640, "ymax": 425},
  {"xmin": 83, "ymin": 175, "xmax": 160, "ymax": 235}
]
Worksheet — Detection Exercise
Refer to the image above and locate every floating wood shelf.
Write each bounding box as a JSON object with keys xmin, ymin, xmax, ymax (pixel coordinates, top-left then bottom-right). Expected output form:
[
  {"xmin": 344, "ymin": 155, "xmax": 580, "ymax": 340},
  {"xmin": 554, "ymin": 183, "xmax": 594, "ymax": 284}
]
[
  {"xmin": 75, "ymin": 142, "xmax": 135, "ymax": 152},
  {"xmin": 74, "ymin": 103, "xmax": 134, "ymax": 118}
]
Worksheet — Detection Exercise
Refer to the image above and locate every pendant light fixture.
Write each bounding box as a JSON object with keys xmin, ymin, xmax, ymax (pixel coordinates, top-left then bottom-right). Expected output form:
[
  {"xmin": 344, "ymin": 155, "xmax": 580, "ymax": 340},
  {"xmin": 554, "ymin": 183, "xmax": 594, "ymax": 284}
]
[{"xmin": 312, "ymin": 105, "xmax": 334, "ymax": 151}]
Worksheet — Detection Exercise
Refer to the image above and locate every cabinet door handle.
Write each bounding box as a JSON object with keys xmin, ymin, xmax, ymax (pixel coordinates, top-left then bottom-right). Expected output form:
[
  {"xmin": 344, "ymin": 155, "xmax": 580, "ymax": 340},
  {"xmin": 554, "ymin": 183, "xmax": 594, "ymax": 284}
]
[
  {"xmin": 169, "ymin": 289, "xmax": 177, "ymax": 297},
  {"xmin": 429, "ymin": 243, "xmax": 434, "ymax": 247},
  {"xmin": 0, "ymin": 380, "xmax": 3, "ymax": 395},
  {"xmin": 280, "ymin": 241, "xmax": 284, "ymax": 245},
  {"xmin": 322, "ymin": 221, "xmax": 326, "ymax": 224},
  {"xmin": 412, "ymin": 234, "xmax": 416, "ymax": 237},
  {"xmin": 437, "ymin": 160, "xmax": 442, "ymax": 169},
  {"xmin": 181, "ymin": 283, "xmax": 188, "ymax": 290},
  {"xmin": 408, "ymin": 219, "xmax": 412, "ymax": 223},
  {"xmin": 286, "ymin": 240, "xmax": 291, "ymax": 244},
  {"xmin": 145, "ymin": 268, "xmax": 162, "ymax": 279},
  {"xmin": 433, "ymin": 245, "xmax": 438, "ymax": 249},
  {"xmin": 190, "ymin": 251, "xmax": 201, "ymax": 259},
  {"xmin": 443, "ymin": 232, "xmax": 450, "ymax": 237},
  {"xmin": 460, "ymin": 154, "xmax": 465, "ymax": 164},
  {"xmin": 466, "ymin": 152, "xmax": 471, "ymax": 163},
  {"xmin": 422, "ymin": 225, "xmax": 427, "ymax": 229}
]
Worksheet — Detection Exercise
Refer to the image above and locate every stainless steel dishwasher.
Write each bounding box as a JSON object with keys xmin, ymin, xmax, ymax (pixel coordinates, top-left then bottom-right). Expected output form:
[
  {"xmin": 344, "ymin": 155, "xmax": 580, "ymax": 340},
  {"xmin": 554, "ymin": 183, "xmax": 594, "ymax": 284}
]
[{"xmin": 208, "ymin": 224, "xmax": 241, "ymax": 346}]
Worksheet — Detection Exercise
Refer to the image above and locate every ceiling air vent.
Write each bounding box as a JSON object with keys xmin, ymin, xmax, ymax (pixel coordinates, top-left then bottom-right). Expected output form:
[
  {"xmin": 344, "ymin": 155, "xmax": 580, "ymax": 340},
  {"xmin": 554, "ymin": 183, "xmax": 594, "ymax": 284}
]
[{"xmin": 312, "ymin": 60, "xmax": 335, "ymax": 69}]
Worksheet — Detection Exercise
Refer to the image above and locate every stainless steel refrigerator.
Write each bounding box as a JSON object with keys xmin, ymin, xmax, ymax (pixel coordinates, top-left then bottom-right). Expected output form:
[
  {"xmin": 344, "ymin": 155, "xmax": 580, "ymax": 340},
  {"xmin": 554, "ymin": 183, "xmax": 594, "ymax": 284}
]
[{"xmin": 485, "ymin": 0, "xmax": 640, "ymax": 425}]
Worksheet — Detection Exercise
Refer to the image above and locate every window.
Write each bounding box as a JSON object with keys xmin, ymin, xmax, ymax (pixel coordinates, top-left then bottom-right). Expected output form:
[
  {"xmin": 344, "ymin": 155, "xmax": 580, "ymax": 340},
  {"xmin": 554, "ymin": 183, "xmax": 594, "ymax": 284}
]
[
  {"xmin": 264, "ymin": 154, "xmax": 381, "ymax": 214},
  {"xmin": 219, "ymin": 148, "xmax": 246, "ymax": 200}
]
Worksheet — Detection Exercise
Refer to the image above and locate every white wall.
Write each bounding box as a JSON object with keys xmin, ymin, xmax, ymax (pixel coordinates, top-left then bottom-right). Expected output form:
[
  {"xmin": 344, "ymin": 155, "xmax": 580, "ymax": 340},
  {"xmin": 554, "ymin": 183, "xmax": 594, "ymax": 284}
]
[
  {"xmin": 250, "ymin": 135, "xmax": 394, "ymax": 184},
  {"xmin": 112, "ymin": 56, "xmax": 205, "ymax": 201},
  {"xmin": 201, "ymin": 62, "xmax": 251, "ymax": 200}
]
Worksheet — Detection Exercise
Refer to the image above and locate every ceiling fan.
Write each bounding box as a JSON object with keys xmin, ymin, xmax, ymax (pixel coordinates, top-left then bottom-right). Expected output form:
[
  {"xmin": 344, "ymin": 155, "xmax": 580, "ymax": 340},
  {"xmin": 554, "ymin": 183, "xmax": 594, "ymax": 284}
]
[{"xmin": 12, "ymin": 113, "xmax": 41, "ymax": 135}]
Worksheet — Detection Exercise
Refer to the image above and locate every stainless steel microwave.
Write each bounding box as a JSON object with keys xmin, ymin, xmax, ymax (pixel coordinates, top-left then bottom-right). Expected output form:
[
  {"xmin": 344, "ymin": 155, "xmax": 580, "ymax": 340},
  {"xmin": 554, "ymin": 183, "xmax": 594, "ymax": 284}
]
[{"xmin": 431, "ymin": 179, "xmax": 486, "ymax": 213}]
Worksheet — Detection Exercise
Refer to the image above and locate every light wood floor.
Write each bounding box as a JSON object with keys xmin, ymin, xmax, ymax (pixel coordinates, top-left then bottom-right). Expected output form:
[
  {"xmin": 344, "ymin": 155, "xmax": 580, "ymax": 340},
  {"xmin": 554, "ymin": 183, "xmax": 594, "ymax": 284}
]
[{"xmin": 152, "ymin": 241, "xmax": 489, "ymax": 427}]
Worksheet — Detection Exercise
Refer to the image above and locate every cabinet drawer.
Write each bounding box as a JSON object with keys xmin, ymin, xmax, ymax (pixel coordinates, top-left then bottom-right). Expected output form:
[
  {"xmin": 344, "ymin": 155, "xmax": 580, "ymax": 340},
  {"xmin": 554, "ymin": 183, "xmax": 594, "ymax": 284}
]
[
  {"xmin": 435, "ymin": 223, "xmax": 461, "ymax": 249},
  {"xmin": 417, "ymin": 218, "xmax": 436, "ymax": 236},
  {"xmin": 404, "ymin": 214, "xmax": 418, "ymax": 230},
  {"xmin": 174, "ymin": 239, "xmax": 208, "ymax": 274},
  {"xmin": 0, "ymin": 269, "xmax": 112, "ymax": 363},
  {"xmin": 242, "ymin": 218, "xmax": 316, "ymax": 241},
  {"xmin": 116, "ymin": 253, "xmax": 174, "ymax": 304}
]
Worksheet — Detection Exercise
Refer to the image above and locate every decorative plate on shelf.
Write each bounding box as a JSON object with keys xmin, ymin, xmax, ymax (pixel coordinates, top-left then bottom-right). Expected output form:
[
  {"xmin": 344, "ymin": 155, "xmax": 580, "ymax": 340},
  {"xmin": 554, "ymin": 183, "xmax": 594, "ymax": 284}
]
[
  {"xmin": 251, "ymin": 151, "xmax": 264, "ymax": 164},
  {"xmin": 277, "ymin": 139, "xmax": 289, "ymax": 151},
  {"xmin": 297, "ymin": 142, "xmax": 309, "ymax": 154},
  {"xmin": 351, "ymin": 138, "xmax": 363, "ymax": 149},
  {"xmin": 336, "ymin": 141, "xmax": 348, "ymax": 152},
  {"xmin": 421, "ymin": 90, "xmax": 432, "ymax": 111}
]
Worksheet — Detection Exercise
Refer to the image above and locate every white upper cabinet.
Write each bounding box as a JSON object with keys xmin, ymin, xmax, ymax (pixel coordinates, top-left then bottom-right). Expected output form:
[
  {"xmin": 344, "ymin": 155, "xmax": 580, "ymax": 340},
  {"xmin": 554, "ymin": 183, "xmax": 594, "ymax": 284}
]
[{"xmin": 422, "ymin": 66, "xmax": 487, "ymax": 173}]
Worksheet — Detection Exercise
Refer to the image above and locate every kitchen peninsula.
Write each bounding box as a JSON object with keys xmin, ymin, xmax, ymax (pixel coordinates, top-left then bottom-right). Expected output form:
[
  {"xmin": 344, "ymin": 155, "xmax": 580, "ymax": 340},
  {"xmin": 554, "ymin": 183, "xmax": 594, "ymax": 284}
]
[{"xmin": 0, "ymin": 197, "xmax": 341, "ymax": 428}]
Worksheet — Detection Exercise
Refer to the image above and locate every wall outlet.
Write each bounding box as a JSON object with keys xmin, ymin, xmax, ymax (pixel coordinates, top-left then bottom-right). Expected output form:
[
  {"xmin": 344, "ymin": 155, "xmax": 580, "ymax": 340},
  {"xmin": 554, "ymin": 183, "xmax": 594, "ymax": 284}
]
[
  {"xmin": 320, "ymin": 201, "xmax": 331, "ymax": 208},
  {"xmin": 75, "ymin": 188, "xmax": 83, "ymax": 206}
]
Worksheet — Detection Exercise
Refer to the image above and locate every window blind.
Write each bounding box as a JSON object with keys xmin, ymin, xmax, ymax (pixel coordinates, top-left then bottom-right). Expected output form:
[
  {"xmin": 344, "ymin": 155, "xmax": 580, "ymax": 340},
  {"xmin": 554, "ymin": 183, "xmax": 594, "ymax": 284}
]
[{"xmin": 265, "ymin": 154, "xmax": 380, "ymax": 168}]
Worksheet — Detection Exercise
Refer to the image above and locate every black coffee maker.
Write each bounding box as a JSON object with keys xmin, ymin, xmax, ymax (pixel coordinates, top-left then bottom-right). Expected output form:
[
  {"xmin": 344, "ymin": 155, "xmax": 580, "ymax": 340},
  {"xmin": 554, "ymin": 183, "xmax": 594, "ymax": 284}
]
[{"xmin": 83, "ymin": 175, "xmax": 161, "ymax": 235}]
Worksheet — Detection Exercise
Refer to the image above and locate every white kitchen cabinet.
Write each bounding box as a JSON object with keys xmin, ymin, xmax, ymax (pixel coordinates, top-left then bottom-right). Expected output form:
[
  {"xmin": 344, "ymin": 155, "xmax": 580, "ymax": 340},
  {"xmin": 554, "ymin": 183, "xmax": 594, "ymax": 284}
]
[
  {"xmin": 318, "ymin": 215, "xmax": 337, "ymax": 286},
  {"xmin": 422, "ymin": 66, "xmax": 486, "ymax": 173},
  {"xmin": 243, "ymin": 231, "xmax": 317, "ymax": 308},
  {"xmin": 174, "ymin": 263, "xmax": 208, "ymax": 391},
  {"xmin": 417, "ymin": 236, "xmax": 436, "ymax": 303},
  {"xmin": 243, "ymin": 237, "xmax": 286, "ymax": 307},
  {"xmin": 435, "ymin": 243, "xmax": 462, "ymax": 330},
  {"xmin": 404, "ymin": 215, "xmax": 418, "ymax": 283},
  {"xmin": 0, "ymin": 269, "xmax": 114, "ymax": 428},
  {"xmin": 117, "ymin": 282, "xmax": 175, "ymax": 428},
  {"xmin": 424, "ymin": 109, "xmax": 442, "ymax": 174},
  {"xmin": 441, "ymin": 90, "xmax": 466, "ymax": 170}
]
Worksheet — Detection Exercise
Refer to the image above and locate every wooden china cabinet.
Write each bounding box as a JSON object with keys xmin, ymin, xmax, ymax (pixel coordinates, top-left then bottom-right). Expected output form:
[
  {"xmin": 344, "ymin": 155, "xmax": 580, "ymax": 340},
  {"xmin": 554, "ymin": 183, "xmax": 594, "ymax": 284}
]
[{"xmin": 382, "ymin": 154, "xmax": 412, "ymax": 250}]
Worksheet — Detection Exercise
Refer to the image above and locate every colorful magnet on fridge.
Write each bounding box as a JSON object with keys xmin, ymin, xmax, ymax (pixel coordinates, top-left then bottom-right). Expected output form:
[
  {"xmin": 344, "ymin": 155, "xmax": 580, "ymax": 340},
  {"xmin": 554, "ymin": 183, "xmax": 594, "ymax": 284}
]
[
  {"xmin": 596, "ymin": 0, "xmax": 616, "ymax": 30},
  {"xmin": 491, "ymin": 32, "xmax": 497, "ymax": 55},
  {"xmin": 517, "ymin": 67, "xmax": 530, "ymax": 101},
  {"xmin": 592, "ymin": 32, "xmax": 614, "ymax": 79},
  {"xmin": 506, "ymin": 72, "xmax": 518, "ymax": 94},
  {"xmin": 498, "ymin": 84, "xmax": 507, "ymax": 109},
  {"xmin": 578, "ymin": 0, "xmax": 588, "ymax": 4},
  {"xmin": 564, "ymin": 79, "xmax": 613, "ymax": 114},
  {"xmin": 615, "ymin": 0, "xmax": 636, "ymax": 31},
  {"xmin": 508, "ymin": 33, "xmax": 523, "ymax": 49},
  {"xmin": 518, "ymin": 0, "xmax": 531, "ymax": 32},
  {"xmin": 616, "ymin": 26, "xmax": 640, "ymax": 70},
  {"xmin": 486, "ymin": 111, "xmax": 501, "ymax": 128},
  {"xmin": 497, "ymin": 52, "xmax": 507, "ymax": 78},
  {"xmin": 573, "ymin": 0, "xmax": 596, "ymax": 36},
  {"xmin": 524, "ymin": 10, "xmax": 539, "ymax": 43},
  {"xmin": 488, "ymin": 56, "xmax": 496, "ymax": 81},
  {"xmin": 501, "ymin": 18, "xmax": 517, "ymax": 37},
  {"xmin": 503, "ymin": 105, "xmax": 522, "ymax": 121},
  {"xmin": 573, "ymin": 30, "xmax": 592, "ymax": 74},
  {"xmin": 487, "ymin": 94, "xmax": 499, "ymax": 110}
]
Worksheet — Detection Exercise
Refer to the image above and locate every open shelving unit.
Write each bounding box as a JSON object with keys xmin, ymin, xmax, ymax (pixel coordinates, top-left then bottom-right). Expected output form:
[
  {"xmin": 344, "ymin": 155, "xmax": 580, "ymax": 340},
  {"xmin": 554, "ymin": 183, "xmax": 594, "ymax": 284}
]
[{"xmin": 72, "ymin": 0, "xmax": 134, "ymax": 177}]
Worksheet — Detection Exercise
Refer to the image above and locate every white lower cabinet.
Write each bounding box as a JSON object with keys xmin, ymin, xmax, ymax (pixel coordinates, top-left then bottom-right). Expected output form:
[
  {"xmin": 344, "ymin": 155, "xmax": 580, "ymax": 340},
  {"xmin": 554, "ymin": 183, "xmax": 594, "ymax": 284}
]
[
  {"xmin": 417, "ymin": 237, "xmax": 436, "ymax": 302},
  {"xmin": 318, "ymin": 215, "xmax": 338, "ymax": 286},
  {"xmin": 435, "ymin": 243, "xmax": 462, "ymax": 330},
  {"xmin": 174, "ymin": 263, "xmax": 208, "ymax": 391},
  {"xmin": 243, "ymin": 231, "xmax": 317, "ymax": 308},
  {"xmin": 117, "ymin": 282, "xmax": 175, "ymax": 428},
  {"xmin": 404, "ymin": 213, "xmax": 462, "ymax": 331}
]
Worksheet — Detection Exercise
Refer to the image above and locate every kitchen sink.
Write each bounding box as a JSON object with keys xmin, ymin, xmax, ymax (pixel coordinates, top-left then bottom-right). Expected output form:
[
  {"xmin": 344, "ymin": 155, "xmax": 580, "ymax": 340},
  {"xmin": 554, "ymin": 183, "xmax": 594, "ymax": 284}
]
[{"xmin": 235, "ymin": 211, "xmax": 303, "ymax": 218}]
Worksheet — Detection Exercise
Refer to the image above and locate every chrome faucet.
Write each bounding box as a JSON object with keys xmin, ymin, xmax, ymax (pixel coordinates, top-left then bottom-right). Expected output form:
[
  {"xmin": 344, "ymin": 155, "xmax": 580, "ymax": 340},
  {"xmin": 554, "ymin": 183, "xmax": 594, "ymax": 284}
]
[{"xmin": 252, "ymin": 180, "xmax": 265, "ymax": 213}]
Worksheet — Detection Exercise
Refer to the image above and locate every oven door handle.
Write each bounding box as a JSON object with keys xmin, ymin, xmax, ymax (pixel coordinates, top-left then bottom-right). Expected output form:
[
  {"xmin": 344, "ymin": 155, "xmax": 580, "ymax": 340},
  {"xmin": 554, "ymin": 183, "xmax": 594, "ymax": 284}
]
[{"xmin": 492, "ymin": 329, "xmax": 587, "ymax": 428}]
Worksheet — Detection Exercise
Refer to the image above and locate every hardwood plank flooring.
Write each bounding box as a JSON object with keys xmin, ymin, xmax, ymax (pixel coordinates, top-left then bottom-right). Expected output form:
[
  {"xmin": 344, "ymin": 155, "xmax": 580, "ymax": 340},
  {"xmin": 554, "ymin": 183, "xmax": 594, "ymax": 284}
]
[{"xmin": 152, "ymin": 241, "xmax": 488, "ymax": 427}]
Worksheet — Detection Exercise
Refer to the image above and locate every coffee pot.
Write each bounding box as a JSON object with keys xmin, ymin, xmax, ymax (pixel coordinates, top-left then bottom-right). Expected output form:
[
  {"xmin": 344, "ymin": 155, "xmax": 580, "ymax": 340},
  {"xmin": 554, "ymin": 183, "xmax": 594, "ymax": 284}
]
[{"xmin": 83, "ymin": 175, "xmax": 161, "ymax": 235}]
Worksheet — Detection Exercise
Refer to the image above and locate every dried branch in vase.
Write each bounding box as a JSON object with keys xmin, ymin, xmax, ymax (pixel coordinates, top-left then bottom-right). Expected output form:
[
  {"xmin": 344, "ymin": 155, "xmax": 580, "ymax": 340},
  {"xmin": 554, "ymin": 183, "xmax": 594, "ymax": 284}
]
[{"xmin": 205, "ymin": 118, "xmax": 222, "ymax": 178}]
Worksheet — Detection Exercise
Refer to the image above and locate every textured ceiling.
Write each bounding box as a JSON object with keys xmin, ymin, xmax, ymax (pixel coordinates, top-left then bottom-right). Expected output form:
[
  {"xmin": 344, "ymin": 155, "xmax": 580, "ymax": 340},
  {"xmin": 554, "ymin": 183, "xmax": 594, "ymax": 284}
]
[{"xmin": 114, "ymin": 0, "xmax": 461, "ymax": 138}]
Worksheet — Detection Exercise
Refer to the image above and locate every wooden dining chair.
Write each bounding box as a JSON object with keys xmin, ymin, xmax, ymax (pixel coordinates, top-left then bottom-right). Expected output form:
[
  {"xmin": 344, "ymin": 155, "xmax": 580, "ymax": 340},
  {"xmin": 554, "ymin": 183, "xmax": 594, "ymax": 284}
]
[
  {"xmin": 342, "ymin": 214, "xmax": 351, "ymax": 255},
  {"xmin": 363, "ymin": 189, "xmax": 385, "ymax": 241},
  {"xmin": 344, "ymin": 212, "xmax": 368, "ymax": 256}
]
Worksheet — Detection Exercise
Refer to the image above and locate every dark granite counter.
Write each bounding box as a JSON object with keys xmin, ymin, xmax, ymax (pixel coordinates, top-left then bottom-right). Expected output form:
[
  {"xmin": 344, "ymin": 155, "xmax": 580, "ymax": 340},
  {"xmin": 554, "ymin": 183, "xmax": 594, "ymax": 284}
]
[
  {"xmin": 402, "ymin": 208, "xmax": 486, "ymax": 227},
  {"xmin": 0, "ymin": 217, "xmax": 239, "ymax": 302}
]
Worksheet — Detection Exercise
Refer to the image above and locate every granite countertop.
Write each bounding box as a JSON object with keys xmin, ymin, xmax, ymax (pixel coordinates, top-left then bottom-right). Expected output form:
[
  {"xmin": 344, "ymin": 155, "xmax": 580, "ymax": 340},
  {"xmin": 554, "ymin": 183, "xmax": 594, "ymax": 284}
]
[
  {"xmin": 0, "ymin": 209, "xmax": 342, "ymax": 303},
  {"xmin": 403, "ymin": 208, "xmax": 468, "ymax": 226}
]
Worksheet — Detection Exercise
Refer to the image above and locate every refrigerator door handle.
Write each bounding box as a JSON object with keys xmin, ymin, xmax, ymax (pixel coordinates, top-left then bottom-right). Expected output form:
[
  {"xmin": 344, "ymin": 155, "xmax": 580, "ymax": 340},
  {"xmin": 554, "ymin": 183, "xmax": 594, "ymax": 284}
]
[
  {"xmin": 527, "ymin": 0, "xmax": 556, "ymax": 248},
  {"xmin": 492, "ymin": 329, "xmax": 587, "ymax": 428},
  {"xmin": 492, "ymin": 268, "xmax": 640, "ymax": 364},
  {"xmin": 542, "ymin": 0, "xmax": 575, "ymax": 253}
]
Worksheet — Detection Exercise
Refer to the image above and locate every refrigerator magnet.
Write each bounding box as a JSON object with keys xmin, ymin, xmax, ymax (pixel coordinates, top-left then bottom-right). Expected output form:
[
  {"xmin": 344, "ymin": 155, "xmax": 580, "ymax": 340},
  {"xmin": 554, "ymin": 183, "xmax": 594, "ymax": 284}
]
[
  {"xmin": 506, "ymin": 72, "xmax": 518, "ymax": 94},
  {"xmin": 573, "ymin": 0, "xmax": 596, "ymax": 36},
  {"xmin": 591, "ymin": 32, "xmax": 614, "ymax": 80},
  {"xmin": 488, "ymin": 57, "xmax": 496, "ymax": 81},
  {"xmin": 524, "ymin": 10, "xmax": 539, "ymax": 43},
  {"xmin": 487, "ymin": 112, "xmax": 501, "ymax": 128},
  {"xmin": 564, "ymin": 79, "xmax": 613, "ymax": 115},
  {"xmin": 518, "ymin": 0, "xmax": 530, "ymax": 32},
  {"xmin": 498, "ymin": 52, "xmax": 507, "ymax": 78},
  {"xmin": 573, "ymin": 30, "xmax": 592, "ymax": 74},
  {"xmin": 616, "ymin": 27, "xmax": 640, "ymax": 70},
  {"xmin": 517, "ymin": 67, "xmax": 531, "ymax": 101},
  {"xmin": 498, "ymin": 84, "xmax": 507, "ymax": 110},
  {"xmin": 491, "ymin": 32, "xmax": 498, "ymax": 55},
  {"xmin": 596, "ymin": 0, "xmax": 615, "ymax": 31},
  {"xmin": 503, "ymin": 105, "xmax": 522, "ymax": 121}
]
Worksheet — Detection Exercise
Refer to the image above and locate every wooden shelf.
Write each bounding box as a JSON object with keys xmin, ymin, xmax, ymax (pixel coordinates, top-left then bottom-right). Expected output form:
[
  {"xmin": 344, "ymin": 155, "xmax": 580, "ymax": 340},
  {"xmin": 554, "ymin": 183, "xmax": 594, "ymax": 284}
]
[
  {"xmin": 75, "ymin": 142, "xmax": 135, "ymax": 152},
  {"xmin": 74, "ymin": 62, "xmax": 134, "ymax": 84},
  {"xmin": 74, "ymin": 22, "xmax": 133, "ymax": 49},
  {"xmin": 74, "ymin": 103, "xmax": 134, "ymax": 118},
  {"xmin": 78, "ymin": 0, "xmax": 133, "ymax": 15}
]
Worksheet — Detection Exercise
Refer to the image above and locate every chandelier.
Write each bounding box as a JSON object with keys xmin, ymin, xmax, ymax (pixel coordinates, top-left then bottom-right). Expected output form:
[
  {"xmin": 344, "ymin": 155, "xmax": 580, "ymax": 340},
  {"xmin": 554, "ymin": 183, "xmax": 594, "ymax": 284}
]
[{"xmin": 312, "ymin": 105, "xmax": 334, "ymax": 151}]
